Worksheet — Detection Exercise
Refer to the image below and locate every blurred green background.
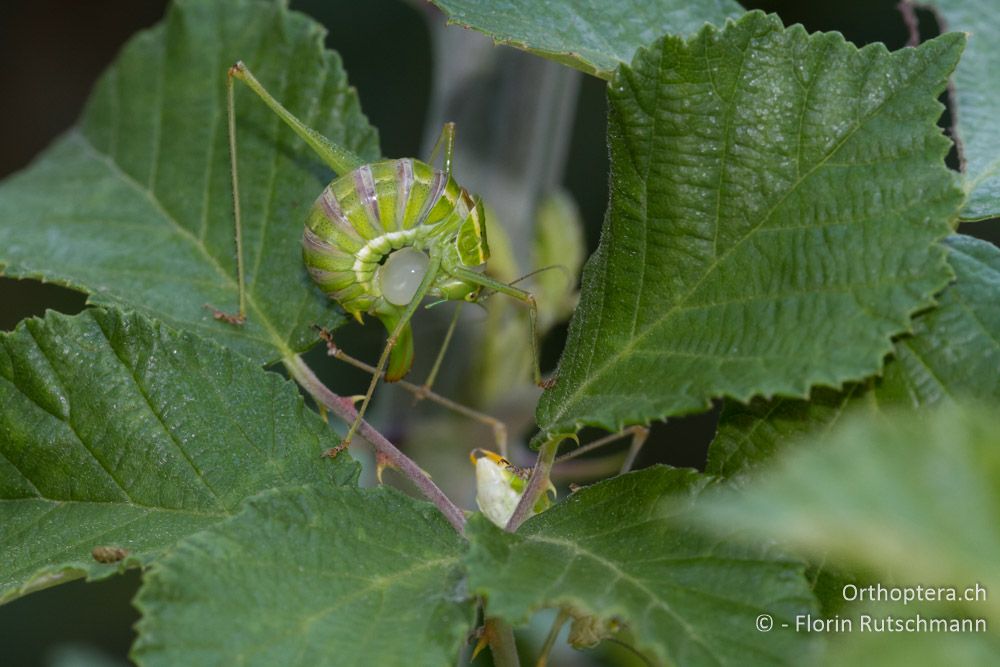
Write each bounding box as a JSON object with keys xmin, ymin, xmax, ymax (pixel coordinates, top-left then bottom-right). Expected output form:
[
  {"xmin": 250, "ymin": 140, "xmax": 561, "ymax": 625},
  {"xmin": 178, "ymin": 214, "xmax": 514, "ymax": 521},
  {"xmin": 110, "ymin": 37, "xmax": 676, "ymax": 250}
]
[{"xmin": 0, "ymin": 0, "xmax": 995, "ymax": 664}]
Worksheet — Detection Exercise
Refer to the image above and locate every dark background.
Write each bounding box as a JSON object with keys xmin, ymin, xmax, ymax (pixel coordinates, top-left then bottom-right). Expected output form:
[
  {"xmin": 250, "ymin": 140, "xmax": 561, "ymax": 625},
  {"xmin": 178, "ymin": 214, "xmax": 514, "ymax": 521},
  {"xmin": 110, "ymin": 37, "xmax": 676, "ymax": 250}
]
[{"xmin": 0, "ymin": 1, "xmax": 993, "ymax": 664}]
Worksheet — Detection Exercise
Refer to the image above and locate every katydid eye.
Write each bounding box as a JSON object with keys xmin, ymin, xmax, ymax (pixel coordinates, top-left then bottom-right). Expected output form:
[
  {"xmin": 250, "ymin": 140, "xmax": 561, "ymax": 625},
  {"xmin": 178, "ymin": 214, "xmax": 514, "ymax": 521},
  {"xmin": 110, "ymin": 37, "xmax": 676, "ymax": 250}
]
[{"xmin": 379, "ymin": 247, "xmax": 429, "ymax": 305}]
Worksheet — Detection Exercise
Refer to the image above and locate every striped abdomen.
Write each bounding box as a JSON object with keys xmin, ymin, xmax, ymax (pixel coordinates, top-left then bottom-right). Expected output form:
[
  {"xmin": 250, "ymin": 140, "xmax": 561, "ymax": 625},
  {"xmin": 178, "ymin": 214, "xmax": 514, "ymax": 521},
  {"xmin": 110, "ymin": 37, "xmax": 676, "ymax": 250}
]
[{"xmin": 302, "ymin": 158, "xmax": 488, "ymax": 319}]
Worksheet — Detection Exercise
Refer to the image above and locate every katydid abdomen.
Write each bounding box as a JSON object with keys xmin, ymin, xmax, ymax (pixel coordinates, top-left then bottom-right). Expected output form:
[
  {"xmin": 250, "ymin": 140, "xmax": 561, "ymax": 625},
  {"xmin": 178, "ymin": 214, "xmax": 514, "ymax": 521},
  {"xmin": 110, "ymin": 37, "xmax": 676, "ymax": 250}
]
[
  {"xmin": 302, "ymin": 158, "xmax": 489, "ymax": 381},
  {"xmin": 221, "ymin": 61, "xmax": 540, "ymax": 451}
]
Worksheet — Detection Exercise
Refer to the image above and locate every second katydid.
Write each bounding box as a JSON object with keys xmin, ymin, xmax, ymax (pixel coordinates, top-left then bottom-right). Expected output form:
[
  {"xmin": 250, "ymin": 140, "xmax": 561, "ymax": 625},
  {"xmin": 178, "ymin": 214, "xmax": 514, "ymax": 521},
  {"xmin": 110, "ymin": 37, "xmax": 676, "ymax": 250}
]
[{"xmin": 213, "ymin": 61, "xmax": 545, "ymax": 453}]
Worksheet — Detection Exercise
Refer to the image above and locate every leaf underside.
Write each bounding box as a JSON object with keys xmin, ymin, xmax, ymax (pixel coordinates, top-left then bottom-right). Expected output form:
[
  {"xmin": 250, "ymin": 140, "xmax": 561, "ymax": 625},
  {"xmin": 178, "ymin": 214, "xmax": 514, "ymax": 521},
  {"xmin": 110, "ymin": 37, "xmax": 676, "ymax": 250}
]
[
  {"xmin": 0, "ymin": 308, "xmax": 356, "ymax": 604},
  {"xmin": 708, "ymin": 234, "xmax": 1000, "ymax": 476},
  {"xmin": 132, "ymin": 484, "xmax": 474, "ymax": 667},
  {"xmin": 428, "ymin": 0, "xmax": 743, "ymax": 79},
  {"xmin": 535, "ymin": 12, "xmax": 965, "ymax": 444},
  {"xmin": 921, "ymin": 0, "xmax": 1000, "ymax": 220},
  {"xmin": 0, "ymin": 0, "xmax": 379, "ymax": 364},
  {"xmin": 465, "ymin": 466, "xmax": 819, "ymax": 666}
]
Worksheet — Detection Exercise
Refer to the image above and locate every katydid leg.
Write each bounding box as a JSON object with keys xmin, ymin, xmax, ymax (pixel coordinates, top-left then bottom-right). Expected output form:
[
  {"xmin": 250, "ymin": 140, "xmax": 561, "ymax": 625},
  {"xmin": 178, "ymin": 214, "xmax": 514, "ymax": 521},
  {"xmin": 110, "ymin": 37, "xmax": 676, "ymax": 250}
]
[
  {"xmin": 554, "ymin": 425, "xmax": 650, "ymax": 465},
  {"xmin": 228, "ymin": 62, "xmax": 364, "ymax": 175},
  {"xmin": 452, "ymin": 266, "xmax": 547, "ymax": 388},
  {"xmin": 205, "ymin": 72, "xmax": 249, "ymax": 324},
  {"xmin": 427, "ymin": 122, "xmax": 456, "ymax": 177},
  {"xmin": 315, "ymin": 326, "xmax": 508, "ymax": 455},
  {"xmin": 418, "ymin": 301, "xmax": 463, "ymax": 399},
  {"xmin": 209, "ymin": 61, "xmax": 367, "ymax": 325},
  {"xmin": 336, "ymin": 256, "xmax": 444, "ymax": 453}
]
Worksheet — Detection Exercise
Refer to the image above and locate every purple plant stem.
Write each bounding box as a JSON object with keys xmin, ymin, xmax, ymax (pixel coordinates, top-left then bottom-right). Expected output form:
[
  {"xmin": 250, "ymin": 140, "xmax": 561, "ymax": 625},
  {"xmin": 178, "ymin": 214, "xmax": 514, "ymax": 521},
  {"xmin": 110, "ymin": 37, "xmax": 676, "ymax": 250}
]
[
  {"xmin": 897, "ymin": 0, "xmax": 921, "ymax": 47},
  {"xmin": 285, "ymin": 355, "xmax": 467, "ymax": 534},
  {"xmin": 504, "ymin": 436, "xmax": 560, "ymax": 532}
]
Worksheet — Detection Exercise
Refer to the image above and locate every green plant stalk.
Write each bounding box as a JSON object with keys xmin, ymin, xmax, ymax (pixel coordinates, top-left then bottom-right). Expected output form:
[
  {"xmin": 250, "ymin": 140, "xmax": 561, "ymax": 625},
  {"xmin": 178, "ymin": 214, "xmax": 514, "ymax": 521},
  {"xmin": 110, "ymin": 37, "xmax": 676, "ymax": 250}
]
[{"xmin": 284, "ymin": 355, "xmax": 467, "ymax": 533}]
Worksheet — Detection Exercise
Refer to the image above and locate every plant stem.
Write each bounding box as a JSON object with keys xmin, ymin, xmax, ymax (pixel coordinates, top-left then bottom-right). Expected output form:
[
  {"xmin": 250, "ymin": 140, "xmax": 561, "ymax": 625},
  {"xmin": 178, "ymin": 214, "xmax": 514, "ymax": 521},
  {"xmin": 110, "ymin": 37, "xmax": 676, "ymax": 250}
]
[
  {"xmin": 284, "ymin": 355, "xmax": 467, "ymax": 534},
  {"xmin": 897, "ymin": 0, "xmax": 920, "ymax": 47},
  {"xmin": 536, "ymin": 609, "xmax": 569, "ymax": 667},
  {"xmin": 486, "ymin": 618, "xmax": 521, "ymax": 667},
  {"xmin": 505, "ymin": 436, "xmax": 560, "ymax": 532}
]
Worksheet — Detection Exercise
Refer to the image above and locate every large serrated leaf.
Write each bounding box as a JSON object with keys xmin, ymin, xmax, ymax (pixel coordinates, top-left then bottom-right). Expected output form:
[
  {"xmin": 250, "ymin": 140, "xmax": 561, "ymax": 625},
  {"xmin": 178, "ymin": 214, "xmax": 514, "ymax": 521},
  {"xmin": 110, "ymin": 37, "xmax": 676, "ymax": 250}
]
[
  {"xmin": 0, "ymin": 0, "xmax": 379, "ymax": 364},
  {"xmin": 696, "ymin": 403, "xmax": 1000, "ymax": 623},
  {"xmin": 132, "ymin": 484, "xmax": 474, "ymax": 667},
  {"xmin": 465, "ymin": 466, "xmax": 819, "ymax": 666},
  {"xmin": 428, "ymin": 0, "xmax": 743, "ymax": 79},
  {"xmin": 0, "ymin": 308, "xmax": 356, "ymax": 604},
  {"xmin": 918, "ymin": 0, "xmax": 1000, "ymax": 219},
  {"xmin": 535, "ymin": 12, "xmax": 964, "ymax": 444},
  {"xmin": 708, "ymin": 234, "xmax": 1000, "ymax": 476}
]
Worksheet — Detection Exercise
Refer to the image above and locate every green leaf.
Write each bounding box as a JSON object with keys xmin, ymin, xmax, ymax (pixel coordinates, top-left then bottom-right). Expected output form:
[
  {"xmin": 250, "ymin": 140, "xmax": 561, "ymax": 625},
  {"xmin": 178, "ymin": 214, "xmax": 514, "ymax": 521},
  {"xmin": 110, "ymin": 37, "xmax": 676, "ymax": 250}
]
[
  {"xmin": 428, "ymin": 0, "xmax": 743, "ymax": 79},
  {"xmin": 0, "ymin": 308, "xmax": 356, "ymax": 604},
  {"xmin": 0, "ymin": 0, "xmax": 379, "ymax": 364},
  {"xmin": 825, "ymin": 627, "xmax": 1000, "ymax": 667},
  {"xmin": 919, "ymin": 0, "xmax": 1000, "ymax": 219},
  {"xmin": 535, "ymin": 13, "xmax": 965, "ymax": 444},
  {"xmin": 465, "ymin": 466, "xmax": 819, "ymax": 666},
  {"xmin": 132, "ymin": 484, "xmax": 474, "ymax": 667},
  {"xmin": 708, "ymin": 234, "xmax": 1000, "ymax": 476},
  {"xmin": 696, "ymin": 403, "xmax": 1000, "ymax": 623}
]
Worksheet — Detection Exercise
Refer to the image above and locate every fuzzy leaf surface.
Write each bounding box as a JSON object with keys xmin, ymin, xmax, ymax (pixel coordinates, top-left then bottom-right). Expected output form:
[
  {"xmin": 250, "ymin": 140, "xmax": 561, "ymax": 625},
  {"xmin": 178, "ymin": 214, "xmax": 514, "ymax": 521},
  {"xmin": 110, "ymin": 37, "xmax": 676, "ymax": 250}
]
[
  {"xmin": 428, "ymin": 0, "xmax": 743, "ymax": 79},
  {"xmin": 825, "ymin": 627, "xmax": 1000, "ymax": 667},
  {"xmin": 697, "ymin": 404, "xmax": 1000, "ymax": 622},
  {"xmin": 0, "ymin": 308, "xmax": 356, "ymax": 604},
  {"xmin": 921, "ymin": 0, "xmax": 1000, "ymax": 219},
  {"xmin": 535, "ymin": 13, "xmax": 964, "ymax": 443},
  {"xmin": 465, "ymin": 466, "xmax": 818, "ymax": 666},
  {"xmin": 708, "ymin": 234, "xmax": 1000, "ymax": 476},
  {"xmin": 133, "ymin": 484, "xmax": 473, "ymax": 667},
  {"xmin": 0, "ymin": 0, "xmax": 379, "ymax": 364}
]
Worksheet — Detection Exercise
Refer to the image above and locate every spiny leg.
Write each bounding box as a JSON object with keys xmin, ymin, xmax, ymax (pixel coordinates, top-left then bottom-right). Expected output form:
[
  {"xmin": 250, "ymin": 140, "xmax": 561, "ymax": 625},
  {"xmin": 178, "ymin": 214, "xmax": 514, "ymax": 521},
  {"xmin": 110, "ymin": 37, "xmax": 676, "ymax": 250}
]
[
  {"xmin": 333, "ymin": 256, "xmax": 445, "ymax": 455},
  {"xmin": 452, "ymin": 266, "xmax": 549, "ymax": 389},
  {"xmin": 207, "ymin": 61, "xmax": 367, "ymax": 325},
  {"xmin": 314, "ymin": 324, "xmax": 508, "ymax": 455}
]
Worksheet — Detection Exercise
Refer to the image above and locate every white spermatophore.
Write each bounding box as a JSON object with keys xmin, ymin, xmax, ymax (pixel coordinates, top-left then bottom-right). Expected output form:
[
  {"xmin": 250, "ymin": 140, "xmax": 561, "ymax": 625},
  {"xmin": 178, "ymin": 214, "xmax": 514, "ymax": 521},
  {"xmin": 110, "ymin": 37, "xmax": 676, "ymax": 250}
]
[{"xmin": 379, "ymin": 247, "xmax": 430, "ymax": 306}]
